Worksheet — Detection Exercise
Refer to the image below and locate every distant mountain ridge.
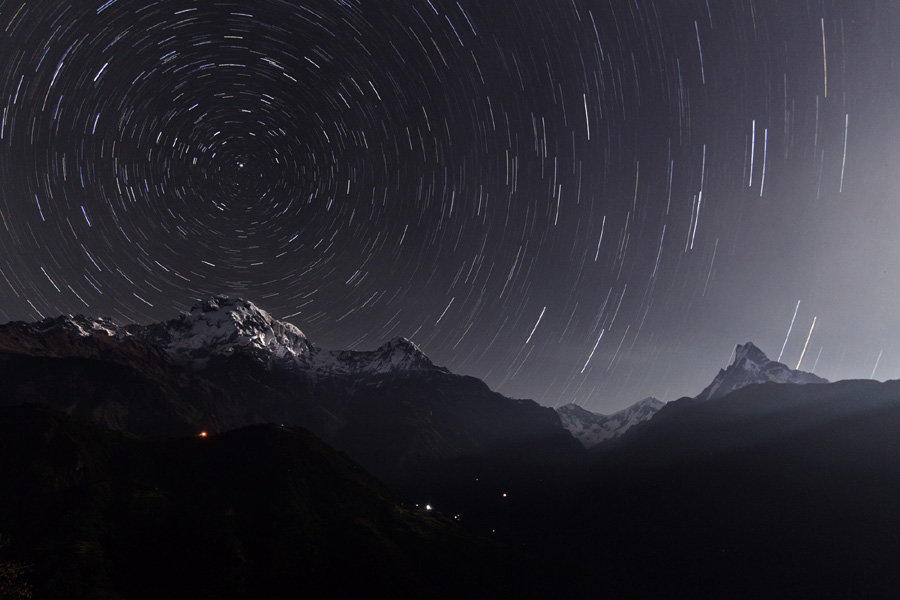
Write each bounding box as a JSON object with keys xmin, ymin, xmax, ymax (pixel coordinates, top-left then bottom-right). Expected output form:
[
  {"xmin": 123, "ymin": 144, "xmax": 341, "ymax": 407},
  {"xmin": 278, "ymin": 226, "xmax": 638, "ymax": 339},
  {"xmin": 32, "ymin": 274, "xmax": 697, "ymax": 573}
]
[
  {"xmin": 557, "ymin": 397, "xmax": 665, "ymax": 448},
  {"xmin": 697, "ymin": 342, "xmax": 827, "ymax": 401},
  {"xmin": 557, "ymin": 341, "xmax": 827, "ymax": 448},
  {"xmin": 18, "ymin": 296, "xmax": 441, "ymax": 376}
]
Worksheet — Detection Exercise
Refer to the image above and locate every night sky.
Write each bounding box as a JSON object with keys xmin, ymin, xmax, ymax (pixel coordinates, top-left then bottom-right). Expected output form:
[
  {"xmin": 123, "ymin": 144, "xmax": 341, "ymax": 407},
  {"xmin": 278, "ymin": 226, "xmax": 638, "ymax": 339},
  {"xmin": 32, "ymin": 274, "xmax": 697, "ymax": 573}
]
[{"xmin": 0, "ymin": 0, "xmax": 898, "ymax": 411}]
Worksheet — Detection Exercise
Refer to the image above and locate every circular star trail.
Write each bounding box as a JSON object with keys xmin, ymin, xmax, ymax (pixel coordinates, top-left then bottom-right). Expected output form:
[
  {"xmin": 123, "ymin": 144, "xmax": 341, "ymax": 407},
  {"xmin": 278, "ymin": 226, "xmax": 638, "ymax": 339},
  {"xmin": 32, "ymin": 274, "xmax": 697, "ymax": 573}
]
[{"xmin": 0, "ymin": 0, "xmax": 898, "ymax": 409}]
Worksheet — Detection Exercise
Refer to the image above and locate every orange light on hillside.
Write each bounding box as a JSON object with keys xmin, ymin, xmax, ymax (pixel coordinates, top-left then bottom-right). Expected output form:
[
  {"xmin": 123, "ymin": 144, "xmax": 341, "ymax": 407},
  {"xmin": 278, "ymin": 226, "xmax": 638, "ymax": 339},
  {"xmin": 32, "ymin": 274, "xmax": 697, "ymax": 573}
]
[{"xmin": 199, "ymin": 431, "xmax": 208, "ymax": 438}]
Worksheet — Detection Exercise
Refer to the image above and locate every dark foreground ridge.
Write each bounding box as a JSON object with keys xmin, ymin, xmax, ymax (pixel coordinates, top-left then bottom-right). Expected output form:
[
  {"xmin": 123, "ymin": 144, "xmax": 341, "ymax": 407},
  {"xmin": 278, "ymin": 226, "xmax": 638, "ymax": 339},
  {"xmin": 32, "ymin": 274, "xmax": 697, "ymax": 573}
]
[{"xmin": 0, "ymin": 404, "xmax": 522, "ymax": 600}]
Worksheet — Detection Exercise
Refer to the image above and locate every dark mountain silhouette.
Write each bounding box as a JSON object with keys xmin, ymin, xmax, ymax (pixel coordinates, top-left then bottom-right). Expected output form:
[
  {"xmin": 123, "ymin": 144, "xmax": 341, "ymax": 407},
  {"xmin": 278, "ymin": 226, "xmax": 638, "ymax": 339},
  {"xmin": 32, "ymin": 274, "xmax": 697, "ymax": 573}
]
[{"xmin": 0, "ymin": 404, "xmax": 521, "ymax": 599}]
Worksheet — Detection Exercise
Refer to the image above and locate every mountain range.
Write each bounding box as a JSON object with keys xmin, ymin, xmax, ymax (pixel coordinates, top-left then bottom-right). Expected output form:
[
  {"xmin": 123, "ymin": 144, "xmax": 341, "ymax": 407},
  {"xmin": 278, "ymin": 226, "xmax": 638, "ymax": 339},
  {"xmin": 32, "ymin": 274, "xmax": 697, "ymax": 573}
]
[
  {"xmin": 555, "ymin": 341, "xmax": 826, "ymax": 447},
  {"xmin": 0, "ymin": 300, "xmax": 833, "ymax": 467},
  {"xmin": 4, "ymin": 298, "xmax": 898, "ymax": 598},
  {"xmin": 0, "ymin": 297, "xmax": 581, "ymax": 489},
  {"xmin": 16, "ymin": 296, "xmax": 440, "ymax": 375}
]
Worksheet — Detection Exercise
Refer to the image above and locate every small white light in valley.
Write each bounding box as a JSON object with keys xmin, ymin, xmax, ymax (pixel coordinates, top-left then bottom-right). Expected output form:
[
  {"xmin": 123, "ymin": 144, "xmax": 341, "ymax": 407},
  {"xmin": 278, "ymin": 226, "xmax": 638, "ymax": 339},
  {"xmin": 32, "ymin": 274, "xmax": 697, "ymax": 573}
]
[{"xmin": 425, "ymin": 504, "xmax": 432, "ymax": 511}]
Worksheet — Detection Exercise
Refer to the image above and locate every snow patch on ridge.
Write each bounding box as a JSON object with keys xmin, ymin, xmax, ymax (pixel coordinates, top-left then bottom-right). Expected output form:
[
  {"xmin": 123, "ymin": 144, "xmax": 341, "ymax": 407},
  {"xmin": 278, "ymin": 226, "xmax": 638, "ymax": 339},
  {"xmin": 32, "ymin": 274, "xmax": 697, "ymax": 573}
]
[{"xmin": 31, "ymin": 314, "xmax": 121, "ymax": 338}]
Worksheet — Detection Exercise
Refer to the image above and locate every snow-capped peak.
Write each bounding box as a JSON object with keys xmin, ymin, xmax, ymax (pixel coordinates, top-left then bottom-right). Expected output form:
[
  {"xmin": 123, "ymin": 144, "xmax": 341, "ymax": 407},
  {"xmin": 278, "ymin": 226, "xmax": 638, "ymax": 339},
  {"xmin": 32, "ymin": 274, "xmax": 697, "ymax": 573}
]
[
  {"xmin": 128, "ymin": 296, "xmax": 314, "ymax": 367},
  {"xmin": 557, "ymin": 397, "xmax": 665, "ymax": 448},
  {"xmin": 696, "ymin": 341, "xmax": 827, "ymax": 401},
  {"xmin": 318, "ymin": 336, "xmax": 439, "ymax": 375},
  {"xmin": 136, "ymin": 296, "xmax": 439, "ymax": 375},
  {"xmin": 184, "ymin": 297, "xmax": 307, "ymax": 344}
]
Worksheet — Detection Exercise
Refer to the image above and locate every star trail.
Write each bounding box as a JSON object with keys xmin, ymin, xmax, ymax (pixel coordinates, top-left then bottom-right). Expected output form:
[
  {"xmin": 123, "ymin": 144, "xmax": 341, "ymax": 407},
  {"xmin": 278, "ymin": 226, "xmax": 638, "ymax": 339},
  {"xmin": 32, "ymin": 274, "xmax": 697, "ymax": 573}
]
[{"xmin": 0, "ymin": 0, "xmax": 898, "ymax": 410}]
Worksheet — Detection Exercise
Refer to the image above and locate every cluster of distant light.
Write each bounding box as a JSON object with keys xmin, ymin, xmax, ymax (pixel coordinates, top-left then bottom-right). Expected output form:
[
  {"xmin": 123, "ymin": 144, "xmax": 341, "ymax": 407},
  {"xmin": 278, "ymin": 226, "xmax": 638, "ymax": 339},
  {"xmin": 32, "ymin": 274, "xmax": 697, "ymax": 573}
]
[{"xmin": 0, "ymin": 0, "xmax": 866, "ymax": 408}]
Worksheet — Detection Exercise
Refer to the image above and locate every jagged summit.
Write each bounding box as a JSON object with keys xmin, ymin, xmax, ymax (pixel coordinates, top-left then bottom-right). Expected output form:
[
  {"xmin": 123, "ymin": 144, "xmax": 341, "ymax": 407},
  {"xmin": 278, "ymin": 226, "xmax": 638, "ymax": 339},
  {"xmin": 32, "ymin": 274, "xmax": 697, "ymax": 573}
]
[
  {"xmin": 119, "ymin": 296, "xmax": 315, "ymax": 368},
  {"xmin": 696, "ymin": 341, "xmax": 827, "ymax": 401},
  {"xmin": 180, "ymin": 296, "xmax": 297, "ymax": 332},
  {"xmin": 733, "ymin": 342, "xmax": 769, "ymax": 366},
  {"xmin": 150, "ymin": 297, "xmax": 439, "ymax": 374}
]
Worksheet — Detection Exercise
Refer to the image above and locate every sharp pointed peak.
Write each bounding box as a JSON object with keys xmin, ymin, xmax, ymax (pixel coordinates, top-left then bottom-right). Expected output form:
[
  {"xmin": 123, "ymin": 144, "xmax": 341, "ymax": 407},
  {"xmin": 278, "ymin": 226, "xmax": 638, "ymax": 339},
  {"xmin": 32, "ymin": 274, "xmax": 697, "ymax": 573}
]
[
  {"xmin": 176, "ymin": 296, "xmax": 293, "ymax": 330},
  {"xmin": 379, "ymin": 336, "xmax": 433, "ymax": 365},
  {"xmin": 733, "ymin": 342, "xmax": 770, "ymax": 365},
  {"xmin": 697, "ymin": 340, "xmax": 828, "ymax": 401}
]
